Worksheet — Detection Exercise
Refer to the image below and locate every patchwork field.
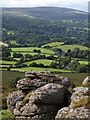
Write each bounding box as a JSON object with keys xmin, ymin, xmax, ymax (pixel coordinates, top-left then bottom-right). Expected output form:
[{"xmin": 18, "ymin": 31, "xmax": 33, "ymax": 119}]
[
  {"xmin": 43, "ymin": 42, "xmax": 64, "ymax": 47},
  {"xmin": 43, "ymin": 42, "xmax": 88, "ymax": 52},
  {"xmin": 11, "ymin": 47, "xmax": 54, "ymax": 55},
  {"xmin": 24, "ymin": 59, "xmax": 53, "ymax": 66},
  {"xmin": 56, "ymin": 44, "xmax": 88, "ymax": 51},
  {"xmin": 11, "ymin": 51, "xmax": 37, "ymax": 57},
  {"xmin": 71, "ymin": 59, "xmax": 88, "ymax": 65},
  {"xmin": 11, "ymin": 67, "xmax": 71, "ymax": 73},
  {"xmin": 79, "ymin": 60, "xmax": 88, "ymax": 65},
  {"xmin": 1, "ymin": 42, "xmax": 88, "ymax": 72},
  {"xmin": 0, "ymin": 60, "xmax": 16, "ymax": 65}
]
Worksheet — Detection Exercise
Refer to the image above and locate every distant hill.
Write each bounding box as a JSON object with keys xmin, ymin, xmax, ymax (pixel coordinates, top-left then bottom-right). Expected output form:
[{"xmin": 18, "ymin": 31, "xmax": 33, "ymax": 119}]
[
  {"xmin": 2, "ymin": 7, "xmax": 88, "ymax": 45},
  {"xmin": 2, "ymin": 7, "xmax": 87, "ymax": 20}
]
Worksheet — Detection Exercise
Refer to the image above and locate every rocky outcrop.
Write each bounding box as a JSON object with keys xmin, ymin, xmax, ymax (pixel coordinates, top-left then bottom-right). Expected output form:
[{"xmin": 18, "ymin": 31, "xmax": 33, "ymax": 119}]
[
  {"xmin": 7, "ymin": 71, "xmax": 90, "ymax": 119},
  {"xmin": 55, "ymin": 86, "xmax": 90, "ymax": 119},
  {"xmin": 24, "ymin": 71, "xmax": 72, "ymax": 88},
  {"xmin": 16, "ymin": 78, "xmax": 46, "ymax": 90},
  {"xmin": 7, "ymin": 90, "xmax": 25, "ymax": 112},
  {"xmin": 7, "ymin": 71, "xmax": 71, "ymax": 119},
  {"xmin": 14, "ymin": 83, "xmax": 69, "ymax": 119}
]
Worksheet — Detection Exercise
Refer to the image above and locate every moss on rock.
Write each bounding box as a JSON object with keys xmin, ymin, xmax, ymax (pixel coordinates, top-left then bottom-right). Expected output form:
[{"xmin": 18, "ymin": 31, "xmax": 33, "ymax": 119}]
[
  {"xmin": 72, "ymin": 96, "xmax": 90, "ymax": 109},
  {"xmin": 22, "ymin": 93, "xmax": 31, "ymax": 106}
]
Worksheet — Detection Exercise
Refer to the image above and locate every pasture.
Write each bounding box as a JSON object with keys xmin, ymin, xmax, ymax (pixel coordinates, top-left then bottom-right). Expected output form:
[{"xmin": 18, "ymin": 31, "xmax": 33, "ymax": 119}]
[
  {"xmin": 57, "ymin": 73, "xmax": 88, "ymax": 86},
  {"xmin": 0, "ymin": 60, "xmax": 16, "ymax": 65},
  {"xmin": 56, "ymin": 44, "xmax": 88, "ymax": 51},
  {"xmin": 79, "ymin": 60, "xmax": 88, "ymax": 65},
  {"xmin": 11, "ymin": 51, "xmax": 37, "ymax": 57},
  {"xmin": 43, "ymin": 42, "xmax": 88, "ymax": 52},
  {"xmin": 24, "ymin": 59, "xmax": 53, "ymax": 66},
  {"xmin": 43, "ymin": 42, "xmax": 64, "ymax": 47},
  {"xmin": 11, "ymin": 47, "xmax": 54, "ymax": 55},
  {"xmin": 71, "ymin": 59, "xmax": 88, "ymax": 65},
  {"xmin": 11, "ymin": 67, "xmax": 71, "ymax": 73}
]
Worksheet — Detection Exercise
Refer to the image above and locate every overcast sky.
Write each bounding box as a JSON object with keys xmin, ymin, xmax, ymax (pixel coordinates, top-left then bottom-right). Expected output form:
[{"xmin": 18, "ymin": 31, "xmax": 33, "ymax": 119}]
[{"xmin": 1, "ymin": 0, "xmax": 89, "ymax": 11}]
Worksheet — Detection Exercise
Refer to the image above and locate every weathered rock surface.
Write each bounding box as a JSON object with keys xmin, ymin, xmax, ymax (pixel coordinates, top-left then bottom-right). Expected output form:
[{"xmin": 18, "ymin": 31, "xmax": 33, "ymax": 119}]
[
  {"xmin": 17, "ymin": 71, "xmax": 72, "ymax": 91},
  {"xmin": 7, "ymin": 90, "xmax": 25, "ymax": 112},
  {"xmin": 8, "ymin": 83, "xmax": 70, "ymax": 119},
  {"xmin": 55, "ymin": 86, "xmax": 90, "ymax": 119},
  {"xmin": 16, "ymin": 78, "xmax": 46, "ymax": 90},
  {"xmin": 70, "ymin": 87, "xmax": 90, "ymax": 109},
  {"xmin": 29, "ymin": 83, "xmax": 69, "ymax": 105},
  {"xmin": 55, "ymin": 107, "xmax": 90, "ymax": 119},
  {"xmin": 7, "ymin": 71, "xmax": 90, "ymax": 120}
]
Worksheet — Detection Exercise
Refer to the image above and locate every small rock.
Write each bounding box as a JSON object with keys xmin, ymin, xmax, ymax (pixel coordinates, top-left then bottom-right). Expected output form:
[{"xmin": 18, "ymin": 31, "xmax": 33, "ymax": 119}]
[
  {"xmin": 82, "ymin": 76, "xmax": 90, "ymax": 87},
  {"xmin": 61, "ymin": 76, "xmax": 71, "ymax": 87}
]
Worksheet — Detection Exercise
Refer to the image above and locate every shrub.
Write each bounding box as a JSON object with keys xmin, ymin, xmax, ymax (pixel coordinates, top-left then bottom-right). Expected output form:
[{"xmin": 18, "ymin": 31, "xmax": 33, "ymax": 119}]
[
  {"xmin": 0, "ymin": 109, "xmax": 15, "ymax": 119},
  {"xmin": 2, "ymin": 96, "xmax": 7, "ymax": 109}
]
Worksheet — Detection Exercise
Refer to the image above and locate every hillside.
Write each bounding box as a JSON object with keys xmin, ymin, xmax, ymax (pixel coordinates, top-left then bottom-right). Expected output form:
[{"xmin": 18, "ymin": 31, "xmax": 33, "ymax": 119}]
[
  {"xmin": 2, "ymin": 7, "xmax": 88, "ymax": 45},
  {"xmin": 2, "ymin": 7, "xmax": 87, "ymax": 20}
]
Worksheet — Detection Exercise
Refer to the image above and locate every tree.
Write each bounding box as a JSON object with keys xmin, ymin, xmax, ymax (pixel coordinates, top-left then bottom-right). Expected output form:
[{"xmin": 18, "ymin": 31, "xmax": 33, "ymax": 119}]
[
  {"xmin": 20, "ymin": 56, "xmax": 25, "ymax": 63},
  {"xmin": 13, "ymin": 52, "xmax": 23, "ymax": 58},
  {"xmin": 55, "ymin": 48, "xmax": 63, "ymax": 57},
  {"xmin": 29, "ymin": 62, "xmax": 38, "ymax": 67},
  {"xmin": 37, "ymin": 50, "xmax": 41, "ymax": 54},
  {"xmin": 7, "ymin": 67, "xmax": 11, "ymax": 71},
  {"xmin": 25, "ymin": 54, "xmax": 33, "ymax": 58},
  {"xmin": 33, "ymin": 49, "xmax": 37, "ymax": 53}
]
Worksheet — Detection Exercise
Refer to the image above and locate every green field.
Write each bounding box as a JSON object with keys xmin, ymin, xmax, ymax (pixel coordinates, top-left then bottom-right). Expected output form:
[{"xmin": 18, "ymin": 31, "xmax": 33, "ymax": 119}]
[
  {"xmin": 10, "ymin": 40, "xmax": 17, "ymax": 45},
  {"xmin": 57, "ymin": 73, "xmax": 88, "ymax": 86},
  {"xmin": 43, "ymin": 42, "xmax": 64, "ymax": 47},
  {"xmin": 56, "ymin": 44, "xmax": 88, "ymax": 51},
  {"xmin": 24, "ymin": 59, "xmax": 53, "ymax": 66},
  {"xmin": 11, "ymin": 67, "xmax": 71, "ymax": 73},
  {"xmin": 71, "ymin": 59, "xmax": 88, "ymax": 65},
  {"xmin": 11, "ymin": 47, "xmax": 54, "ymax": 55},
  {"xmin": 2, "ymin": 71, "xmax": 24, "ymax": 88},
  {"xmin": 11, "ymin": 52, "xmax": 50, "ymax": 57},
  {"xmin": 0, "ymin": 60, "xmax": 16, "ymax": 65},
  {"xmin": 11, "ymin": 51, "xmax": 37, "ymax": 57},
  {"xmin": 1, "ymin": 43, "xmax": 88, "ymax": 73},
  {"xmin": 79, "ymin": 60, "xmax": 88, "ymax": 65},
  {"xmin": 43, "ymin": 42, "xmax": 88, "ymax": 52},
  {"xmin": 0, "ymin": 65, "xmax": 10, "ymax": 68}
]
